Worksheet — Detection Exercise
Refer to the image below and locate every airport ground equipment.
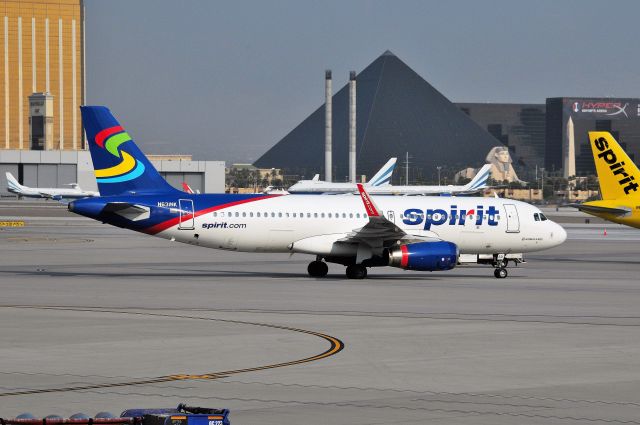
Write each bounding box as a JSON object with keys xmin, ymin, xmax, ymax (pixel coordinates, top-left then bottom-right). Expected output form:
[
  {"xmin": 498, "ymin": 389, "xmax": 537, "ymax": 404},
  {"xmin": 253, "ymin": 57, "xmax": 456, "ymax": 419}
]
[{"xmin": 1, "ymin": 404, "xmax": 230, "ymax": 425}]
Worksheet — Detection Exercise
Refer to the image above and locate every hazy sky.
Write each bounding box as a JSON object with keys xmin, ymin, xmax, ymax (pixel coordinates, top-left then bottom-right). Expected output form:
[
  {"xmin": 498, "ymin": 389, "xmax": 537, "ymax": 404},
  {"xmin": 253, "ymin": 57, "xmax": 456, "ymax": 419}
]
[{"xmin": 86, "ymin": 0, "xmax": 640, "ymax": 163}]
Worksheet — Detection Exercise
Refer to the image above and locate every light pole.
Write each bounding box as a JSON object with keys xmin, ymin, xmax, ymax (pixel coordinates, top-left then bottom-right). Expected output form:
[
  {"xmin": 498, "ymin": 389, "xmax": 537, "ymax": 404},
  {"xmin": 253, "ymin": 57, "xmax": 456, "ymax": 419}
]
[{"xmin": 437, "ymin": 166, "xmax": 442, "ymax": 186}]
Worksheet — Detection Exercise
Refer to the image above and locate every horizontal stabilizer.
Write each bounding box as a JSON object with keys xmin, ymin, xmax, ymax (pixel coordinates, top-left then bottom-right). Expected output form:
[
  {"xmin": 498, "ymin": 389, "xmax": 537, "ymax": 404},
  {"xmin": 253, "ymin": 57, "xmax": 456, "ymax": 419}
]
[
  {"xmin": 569, "ymin": 203, "xmax": 631, "ymax": 216},
  {"xmin": 103, "ymin": 202, "xmax": 151, "ymax": 221}
]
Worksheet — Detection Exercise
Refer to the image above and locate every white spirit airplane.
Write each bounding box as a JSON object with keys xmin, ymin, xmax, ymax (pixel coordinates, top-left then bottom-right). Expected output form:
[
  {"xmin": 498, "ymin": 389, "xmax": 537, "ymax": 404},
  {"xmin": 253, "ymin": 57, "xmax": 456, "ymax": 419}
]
[
  {"xmin": 6, "ymin": 172, "xmax": 98, "ymax": 200},
  {"xmin": 70, "ymin": 106, "xmax": 567, "ymax": 279},
  {"xmin": 288, "ymin": 163, "xmax": 492, "ymax": 195}
]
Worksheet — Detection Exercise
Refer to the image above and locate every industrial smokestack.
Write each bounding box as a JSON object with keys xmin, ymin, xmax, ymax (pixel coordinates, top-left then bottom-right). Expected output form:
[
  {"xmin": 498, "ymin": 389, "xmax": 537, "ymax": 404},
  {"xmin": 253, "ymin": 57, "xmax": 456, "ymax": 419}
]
[
  {"xmin": 349, "ymin": 71, "xmax": 356, "ymax": 183},
  {"xmin": 324, "ymin": 70, "xmax": 332, "ymax": 182}
]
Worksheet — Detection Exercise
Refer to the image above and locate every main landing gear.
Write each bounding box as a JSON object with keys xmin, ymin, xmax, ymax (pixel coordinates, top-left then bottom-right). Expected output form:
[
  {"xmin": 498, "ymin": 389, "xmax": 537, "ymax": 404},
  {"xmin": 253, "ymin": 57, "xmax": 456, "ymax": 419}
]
[
  {"xmin": 307, "ymin": 260, "xmax": 328, "ymax": 277},
  {"xmin": 306, "ymin": 258, "xmax": 369, "ymax": 279},
  {"xmin": 345, "ymin": 264, "xmax": 367, "ymax": 279}
]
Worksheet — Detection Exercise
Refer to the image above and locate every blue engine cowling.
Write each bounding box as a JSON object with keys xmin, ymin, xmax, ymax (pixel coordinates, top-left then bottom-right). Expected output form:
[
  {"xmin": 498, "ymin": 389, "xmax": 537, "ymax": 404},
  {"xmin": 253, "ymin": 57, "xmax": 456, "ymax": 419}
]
[{"xmin": 387, "ymin": 241, "xmax": 458, "ymax": 271}]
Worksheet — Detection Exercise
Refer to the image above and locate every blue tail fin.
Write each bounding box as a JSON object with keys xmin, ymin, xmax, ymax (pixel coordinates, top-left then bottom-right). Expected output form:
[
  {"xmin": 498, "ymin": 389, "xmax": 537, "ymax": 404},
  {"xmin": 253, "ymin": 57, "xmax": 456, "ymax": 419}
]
[{"xmin": 81, "ymin": 106, "xmax": 178, "ymax": 196}]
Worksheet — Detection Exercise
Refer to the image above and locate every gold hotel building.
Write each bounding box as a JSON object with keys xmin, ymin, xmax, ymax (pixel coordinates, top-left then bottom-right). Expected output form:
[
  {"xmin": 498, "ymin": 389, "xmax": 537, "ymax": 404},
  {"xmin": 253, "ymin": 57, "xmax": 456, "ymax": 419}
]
[{"xmin": 1, "ymin": 0, "xmax": 84, "ymax": 151}]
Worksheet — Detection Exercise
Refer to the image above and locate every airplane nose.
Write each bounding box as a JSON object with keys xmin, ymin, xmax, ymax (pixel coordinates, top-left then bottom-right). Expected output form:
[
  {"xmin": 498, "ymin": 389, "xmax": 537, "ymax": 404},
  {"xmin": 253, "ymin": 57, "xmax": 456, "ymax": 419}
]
[{"xmin": 553, "ymin": 223, "xmax": 567, "ymax": 245}]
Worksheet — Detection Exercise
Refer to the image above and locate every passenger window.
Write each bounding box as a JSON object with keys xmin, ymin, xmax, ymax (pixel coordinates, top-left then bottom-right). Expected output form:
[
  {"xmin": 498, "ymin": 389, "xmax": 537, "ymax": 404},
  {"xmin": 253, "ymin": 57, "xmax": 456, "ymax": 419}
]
[
  {"xmin": 328, "ymin": 213, "xmax": 332, "ymax": 218},
  {"xmin": 257, "ymin": 212, "xmax": 261, "ymax": 217},
  {"xmin": 349, "ymin": 213, "xmax": 353, "ymax": 218},
  {"xmin": 278, "ymin": 212, "xmax": 282, "ymax": 218},
  {"xmin": 213, "ymin": 212, "xmax": 217, "ymax": 217},
  {"xmin": 321, "ymin": 213, "xmax": 325, "ymax": 218},
  {"xmin": 293, "ymin": 213, "xmax": 296, "ymax": 217},
  {"xmin": 242, "ymin": 212, "xmax": 246, "ymax": 217},
  {"xmin": 220, "ymin": 212, "xmax": 225, "ymax": 217},
  {"xmin": 250, "ymin": 212, "xmax": 254, "ymax": 217},
  {"xmin": 534, "ymin": 213, "xmax": 540, "ymax": 221},
  {"xmin": 314, "ymin": 213, "xmax": 318, "ymax": 218},
  {"xmin": 468, "ymin": 215, "xmax": 474, "ymax": 221},
  {"xmin": 271, "ymin": 212, "xmax": 275, "ymax": 217},
  {"xmin": 286, "ymin": 213, "xmax": 290, "ymax": 217}
]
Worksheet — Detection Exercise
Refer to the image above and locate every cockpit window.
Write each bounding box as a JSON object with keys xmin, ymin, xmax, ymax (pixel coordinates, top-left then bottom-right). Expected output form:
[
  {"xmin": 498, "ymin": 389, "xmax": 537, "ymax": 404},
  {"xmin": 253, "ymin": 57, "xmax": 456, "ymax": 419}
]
[
  {"xmin": 540, "ymin": 213, "xmax": 548, "ymax": 221},
  {"xmin": 534, "ymin": 213, "xmax": 540, "ymax": 221}
]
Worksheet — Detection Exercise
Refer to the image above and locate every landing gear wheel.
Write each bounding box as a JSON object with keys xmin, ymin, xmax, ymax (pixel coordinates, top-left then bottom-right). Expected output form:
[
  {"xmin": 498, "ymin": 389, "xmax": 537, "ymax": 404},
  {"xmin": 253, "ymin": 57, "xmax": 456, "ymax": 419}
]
[
  {"xmin": 346, "ymin": 264, "xmax": 367, "ymax": 279},
  {"xmin": 307, "ymin": 261, "xmax": 328, "ymax": 277},
  {"xmin": 494, "ymin": 268, "xmax": 508, "ymax": 279}
]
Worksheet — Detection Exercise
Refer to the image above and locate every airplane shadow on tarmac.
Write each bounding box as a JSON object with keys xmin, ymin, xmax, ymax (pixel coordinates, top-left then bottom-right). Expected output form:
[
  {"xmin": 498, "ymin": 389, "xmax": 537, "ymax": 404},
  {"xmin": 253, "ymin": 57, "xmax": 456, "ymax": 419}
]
[{"xmin": 1, "ymin": 267, "xmax": 491, "ymax": 281}]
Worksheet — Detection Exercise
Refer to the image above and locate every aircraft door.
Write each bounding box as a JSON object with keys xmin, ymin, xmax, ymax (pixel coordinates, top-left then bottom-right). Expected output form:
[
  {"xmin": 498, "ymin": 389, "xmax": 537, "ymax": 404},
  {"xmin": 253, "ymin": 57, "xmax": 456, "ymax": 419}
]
[
  {"xmin": 504, "ymin": 204, "xmax": 520, "ymax": 233},
  {"xmin": 178, "ymin": 199, "xmax": 195, "ymax": 230},
  {"xmin": 386, "ymin": 210, "xmax": 395, "ymax": 223}
]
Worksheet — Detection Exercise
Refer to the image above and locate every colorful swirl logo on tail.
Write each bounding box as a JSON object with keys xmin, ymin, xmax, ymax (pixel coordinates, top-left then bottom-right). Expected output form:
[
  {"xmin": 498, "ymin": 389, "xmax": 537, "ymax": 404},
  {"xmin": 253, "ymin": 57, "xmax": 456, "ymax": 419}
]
[{"xmin": 93, "ymin": 125, "xmax": 145, "ymax": 183}]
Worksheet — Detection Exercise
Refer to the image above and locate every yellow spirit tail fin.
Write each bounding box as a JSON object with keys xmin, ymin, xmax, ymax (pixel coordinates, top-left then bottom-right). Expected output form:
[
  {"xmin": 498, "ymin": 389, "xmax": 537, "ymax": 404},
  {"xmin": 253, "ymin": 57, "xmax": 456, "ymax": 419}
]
[{"xmin": 589, "ymin": 131, "xmax": 640, "ymax": 200}]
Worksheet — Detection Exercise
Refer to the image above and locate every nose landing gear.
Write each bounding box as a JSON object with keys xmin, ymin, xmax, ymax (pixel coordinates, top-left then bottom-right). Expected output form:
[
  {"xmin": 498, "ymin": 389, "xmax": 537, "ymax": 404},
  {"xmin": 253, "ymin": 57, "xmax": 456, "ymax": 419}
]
[{"xmin": 494, "ymin": 267, "xmax": 508, "ymax": 279}]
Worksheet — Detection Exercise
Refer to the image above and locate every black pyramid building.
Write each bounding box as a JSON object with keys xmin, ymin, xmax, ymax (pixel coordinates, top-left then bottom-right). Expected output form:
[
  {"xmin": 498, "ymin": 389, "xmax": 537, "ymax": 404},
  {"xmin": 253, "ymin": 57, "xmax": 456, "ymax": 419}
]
[{"xmin": 254, "ymin": 51, "xmax": 503, "ymax": 181}]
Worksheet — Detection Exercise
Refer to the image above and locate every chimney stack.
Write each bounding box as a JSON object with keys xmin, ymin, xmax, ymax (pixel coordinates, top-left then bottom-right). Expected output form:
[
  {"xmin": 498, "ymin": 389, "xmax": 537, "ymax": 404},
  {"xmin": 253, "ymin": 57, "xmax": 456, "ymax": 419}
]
[
  {"xmin": 349, "ymin": 71, "xmax": 356, "ymax": 183},
  {"xmin": 324, "ymin": 70, "xmax": 332, "ymax": 182}
]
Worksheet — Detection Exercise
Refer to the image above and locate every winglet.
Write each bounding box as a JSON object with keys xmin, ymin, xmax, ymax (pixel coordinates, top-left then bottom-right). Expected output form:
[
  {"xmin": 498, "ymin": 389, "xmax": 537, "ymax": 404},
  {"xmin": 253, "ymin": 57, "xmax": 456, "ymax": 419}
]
[{"xmin": 356, "ymin": 183, "xmax": 380, "ymax": 217}]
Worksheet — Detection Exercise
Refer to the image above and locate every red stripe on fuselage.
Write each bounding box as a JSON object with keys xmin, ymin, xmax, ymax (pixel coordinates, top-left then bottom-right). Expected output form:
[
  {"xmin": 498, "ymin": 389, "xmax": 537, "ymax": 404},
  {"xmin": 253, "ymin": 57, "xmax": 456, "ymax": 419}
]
[
  {"xmin": 95, "ymin": 125, "xmax": 124, "ymax": 147},
  {"xmin": 400, "ymin": 245, "xmax": 409, "ymax": 268},
  {"xmin": 143, "ymin": 195, "xmax": 281, "ymax": 235}
]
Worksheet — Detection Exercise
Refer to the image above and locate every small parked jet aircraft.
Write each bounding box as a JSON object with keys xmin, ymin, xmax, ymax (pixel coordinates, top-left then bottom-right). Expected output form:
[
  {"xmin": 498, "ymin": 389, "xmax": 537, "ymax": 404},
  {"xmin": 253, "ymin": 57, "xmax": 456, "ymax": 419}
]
[{"xmin": 6, "ymin": 172, "xmax": 98, "ymax": 200}]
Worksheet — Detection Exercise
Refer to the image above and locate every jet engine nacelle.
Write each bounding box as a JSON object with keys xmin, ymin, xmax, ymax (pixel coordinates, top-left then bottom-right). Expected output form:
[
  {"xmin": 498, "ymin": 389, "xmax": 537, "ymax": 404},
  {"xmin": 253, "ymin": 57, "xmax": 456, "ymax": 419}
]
[{"xmin": 387, "ymin": 241, "xmax": 458, "ymax": 271}]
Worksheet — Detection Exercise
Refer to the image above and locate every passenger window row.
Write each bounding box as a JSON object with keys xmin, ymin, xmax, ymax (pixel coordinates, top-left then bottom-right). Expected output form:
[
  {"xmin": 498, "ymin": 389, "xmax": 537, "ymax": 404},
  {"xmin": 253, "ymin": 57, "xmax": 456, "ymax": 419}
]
[{"xmin": 212, "ymin": 211, "xmax": 366, "ymax": 219}]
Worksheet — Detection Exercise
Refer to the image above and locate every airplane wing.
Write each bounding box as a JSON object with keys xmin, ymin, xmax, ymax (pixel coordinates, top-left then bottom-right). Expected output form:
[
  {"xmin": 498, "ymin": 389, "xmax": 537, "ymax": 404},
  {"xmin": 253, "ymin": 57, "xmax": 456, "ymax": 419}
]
[
  {"xmin": 290, "ymin": 184, "xmax": 440, "ymax": 261},
  {"xmin": 342, "ymin": 184, "xmax": 406, "ymax": 242},
  {"xmin": 568, "ymin": 203, "xmax": 630, "ymax": 216},
  {"xmin": 342, "ymin": 184, "xmax": 440, "ymax": 262}
]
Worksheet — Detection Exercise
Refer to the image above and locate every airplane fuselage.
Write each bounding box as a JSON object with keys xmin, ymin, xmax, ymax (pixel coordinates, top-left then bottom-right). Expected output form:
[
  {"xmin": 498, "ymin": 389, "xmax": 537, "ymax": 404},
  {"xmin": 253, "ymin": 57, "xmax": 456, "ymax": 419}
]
[
  {"xmin": 9, "ymin": 186, "xmax": 97, "ymax": 199},
  {"xmin": 70, "ymin": 193, "xmax": 565, "ymax": 255}
]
